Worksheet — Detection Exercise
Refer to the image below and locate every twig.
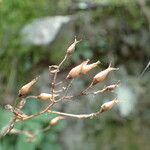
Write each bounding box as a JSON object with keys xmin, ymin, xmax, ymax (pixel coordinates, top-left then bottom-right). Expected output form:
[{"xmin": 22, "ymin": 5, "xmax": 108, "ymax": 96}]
[
  {"xmin": 139, "ymin": 60, "xmax": 150, "ymax": 77},
  {"xmin": 50, "ymin": 54, "xmax": 68, "ymax": 101},
  {"xmin": 0, "ymin": 36, "xmax": 121, "ymax": 140},
  {"xmin": 48, "ymin": 110, "xmax": 101, "ymax": 119},
  {"xmin": 0, "ymin": 116, "xmax": 17, "ymax": 139},
  {"xmin": 17, "ymin": 102, "xmax": 55, "ymax": 122},
  {"xmin": 62, "ymin": 79, "xmax": 74, "ymax": 98},
  {"xmin": 59, "ymin": 54, "xmax": 68, "ymax": 68},
  {"xmin": 81, "ymin": 82, "xmax": 93, "ymax": 94}
]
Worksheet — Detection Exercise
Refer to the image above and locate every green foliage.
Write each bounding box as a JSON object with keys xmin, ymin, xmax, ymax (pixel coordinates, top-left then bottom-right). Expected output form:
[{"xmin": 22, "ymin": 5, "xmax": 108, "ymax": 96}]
[{"xmin": 0, "ymin": 0, "xmax": 68, "ymax": 85}]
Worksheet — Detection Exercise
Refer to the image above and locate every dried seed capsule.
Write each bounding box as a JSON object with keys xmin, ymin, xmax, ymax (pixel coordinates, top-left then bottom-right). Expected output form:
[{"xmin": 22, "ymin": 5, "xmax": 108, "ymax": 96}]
[
  {"xmin": 104, "ymin": 81, "xmax": 120, "ymax": 92},
  {"xmin": 81, "ymin": 61, "xmax": 100, "ymax": 75},
  {"xmin": 100, "ymin": 98, "xmax": 118, "ymax": 113},
  {"xmin": 92, "ymin": 63, "xmax": 119, "ymax": 85},
  {"xmin": 66, "ymin": 60, "xmax": 89, "ymax": 79},
  {"xmin": 49, "ymin": 116, "xmax": 64, "ymax": 126},
  {"xmin": 94, "ymin": 81, "xmax": 121, "ymax": 94},
  {"xmin": 36, "ymin": 93, "xmax": 58, "ymax": 101},
  {"xmin": 66, "ymin": 37, "xmax": 81, "ymax": 55},
  {"xmin": 18, "ymin": 76, "xmax": 39, "ymax": 97}
]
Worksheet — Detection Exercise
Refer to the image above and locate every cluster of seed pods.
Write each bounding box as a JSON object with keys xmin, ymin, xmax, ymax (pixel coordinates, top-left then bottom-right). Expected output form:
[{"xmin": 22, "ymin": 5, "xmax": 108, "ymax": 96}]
[{"xmin": 18, "ymin": 37, "xmax": 121, "ymax": 115}]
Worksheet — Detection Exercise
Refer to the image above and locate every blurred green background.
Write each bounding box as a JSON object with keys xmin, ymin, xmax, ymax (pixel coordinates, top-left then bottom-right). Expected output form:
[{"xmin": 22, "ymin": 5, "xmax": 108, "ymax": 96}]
[{"xmin": 0, "ymin": 0, "xmax": 150, "ymax": 150}]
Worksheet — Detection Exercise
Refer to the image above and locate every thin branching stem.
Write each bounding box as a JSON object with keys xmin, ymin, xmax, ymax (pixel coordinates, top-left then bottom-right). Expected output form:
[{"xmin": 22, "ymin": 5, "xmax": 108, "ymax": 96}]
[
  {"xmin": 17, "ymin": 102, "xmax": 55, "ymax": 122},
  {"xmin": 48, "ymin": 110, "xmax": 101, "ymax": 119},
  {"xmin": 0, "ymin": 37, "xmax": 121, "ymax": 140},
  {"xmin": 0, "ymin": 116, "xmax": 17, "ymax": 139}
]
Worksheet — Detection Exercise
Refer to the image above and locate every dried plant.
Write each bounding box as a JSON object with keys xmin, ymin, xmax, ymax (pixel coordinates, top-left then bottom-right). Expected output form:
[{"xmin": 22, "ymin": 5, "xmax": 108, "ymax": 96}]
[{"xmin": 0, "ymin": 37, "xmax": 122, "ymax": 140}]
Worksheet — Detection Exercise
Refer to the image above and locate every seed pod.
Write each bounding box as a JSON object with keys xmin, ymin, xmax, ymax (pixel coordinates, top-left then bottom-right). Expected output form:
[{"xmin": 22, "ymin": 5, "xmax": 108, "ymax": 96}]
[
  {"xmin": 92, "ymin": 63, "xmax": 119, "ymax": 85},
  {"xmin": 81, "ymin": 61, "xmax": 100, "ymax": 75},
  {"xmin": 94, "ymin": 81, "xmax": 121, "ymax": 94},
  {"xmin": 49, "ymin": 116, "xmax": 64, "ymax": 126},
  {"xmin": 66, "ymin": 37, "xmax": 81, "ymax": 55},
  {"xmin": 104, "ymin": 81, "xmax": 120, "ymax": 92},
  {"xmin": 18, "ymin": 76, "xmax": 39, "ymax": 97},
  {"xmin": 66, "ymin": 60, "xmax": 89, "ymax": 79},
  {"xmin": 36, "ymin": 93, "xmax": 58, "ymax": 101},
  {"xmin": 100, "ymin": 98, "xmax": 118, "ymax": 113}
]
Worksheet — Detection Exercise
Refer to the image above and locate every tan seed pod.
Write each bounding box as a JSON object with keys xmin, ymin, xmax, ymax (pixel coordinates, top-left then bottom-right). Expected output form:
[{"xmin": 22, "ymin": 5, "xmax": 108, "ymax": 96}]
[
  {"xmin": 36, "ymin": 93, "xmax": 58, "ymax": 101},
  {"xmin": 92, "ymin": 63, "xmax": 119, "ymax": 85},
  {"xmin": 104, "ymin": 81, "xmax": 120, "ymax": 92},
  {"xmin": 49, "ymin": 116, "xmax": 64, "ymax": 126},
  {"xmin": 81, "ymin": 60, "xmax": 100, "ymax": 75},
  {"xmin": 66, "ymin": 37, "xmax": 81, "ymax": 55},
  {"xmin": 94, "ymin": 81, "xmax": 121, "ymax": 94},
  {"xmin": 18, "ymin": 76, "xmax": 40, "ymax": 97},
  {"xmin": 66, "ymin": 60, "xmax": 89, "ymax": 79},
  {"xmin": 100, "ymin": 98, "xmax": 118, "ymax": 113}
]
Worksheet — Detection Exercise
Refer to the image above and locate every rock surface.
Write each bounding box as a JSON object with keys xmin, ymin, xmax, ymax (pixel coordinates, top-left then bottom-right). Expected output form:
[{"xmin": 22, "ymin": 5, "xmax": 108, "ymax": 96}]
[{"xmin": 21, "ymin": 16, "xmax": 71, "ymax": 45}]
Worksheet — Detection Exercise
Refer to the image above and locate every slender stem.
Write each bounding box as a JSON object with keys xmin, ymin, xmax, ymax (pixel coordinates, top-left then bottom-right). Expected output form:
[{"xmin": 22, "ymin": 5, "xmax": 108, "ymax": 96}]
[
  {"xmin": 48, "ymin": 110, "xmax": 101, "ymax": 119},
  {"xmin": 82, "ymin": 82, "xmax": 93, "ymax": 94},
  {"xmin": 40, "ymin": 126, "xmax": 51, "ymax": 132},
  {"xmin": 58, "ymin": 54, "xmax": 68, "ymax": 68},
  {"xmin": 63, "ymin": 79, "xmax": 74, "ymax": 97},
  {"xmin": 139, "ymin": 61, "xmax": 150, "ymax": 77},
  {"xmin": 17, "ymin": 102, "xmax": 55, "ymax": 122},
  {"xmin": 51, "ymin": 54, "xmax": 68, "ymax": 101},
  {"xmin": 94, "ymin": 90, "xmax": 104, "ymax": 95}
]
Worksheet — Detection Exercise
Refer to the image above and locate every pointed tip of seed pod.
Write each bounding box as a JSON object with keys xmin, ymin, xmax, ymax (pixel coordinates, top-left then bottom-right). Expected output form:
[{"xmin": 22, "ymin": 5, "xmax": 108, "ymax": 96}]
[
  {"xmin": 113, "ymin": 97, "xmax": 118, "ymax": 102},
  {"xmin": 108, "ymin": 65, "xmax": 119, "ymax": 71},
  {"xmin": 74, "ymin": 36, "xmax": 82, "ymax": 44},
  {"xmin": 86, "ymin": 59, "xmax": 90, "ymax": 62},
  {"xmin": 66, "ymin": 75, "xmax": 71, "ymax": 80},
  {"xmin": 111, "ymin": 67, "xmax": 119, "ymax": 71},
  {"xmin": 35, "ymin": 76, "xmax": 40, "ymax": 80},
  {"xmin": 108, "ymin": 61, "xmax": 112, "ymax": 68},
  {"xmin": 107, "ymin": 62, "xmax": 119, "ymax": 71},
  {"xmin": 83, "ymin": 59, "xmax": 90, "ymax": 65},
  {"xmin": 96, "ymin": 60, "xmax": 101, "ymax": 65}
]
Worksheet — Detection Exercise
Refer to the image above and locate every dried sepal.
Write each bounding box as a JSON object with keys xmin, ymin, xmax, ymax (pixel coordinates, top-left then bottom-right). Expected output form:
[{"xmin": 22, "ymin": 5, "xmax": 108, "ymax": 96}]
[
  {"xmin": 66, "ymin": 60, "xmax": 89, "ymax": 79},
  {"xmin": 36, "ymin": 93, "xmax": 59, "ymax": 101},
  {"xmin": 100, "ymin": 98, "xmax": 119, "ymax": 113},
  {"xmin": 49, "ymin": 116, "xmax": 65, "ymax": 126},
  {"xmin": 81, "ymin": 60, "xmax": 100, "ymax": 75},
  {"xmin": 66, "ymin": 36, "xmax": 81, "ymax": 55},
  {"xmin": 18, "ymin": 76, "xmax": 40, "ymax": 97},
  {"xmin": 92, "ymin": 63, "xmax": 119, "ymax": 86}
]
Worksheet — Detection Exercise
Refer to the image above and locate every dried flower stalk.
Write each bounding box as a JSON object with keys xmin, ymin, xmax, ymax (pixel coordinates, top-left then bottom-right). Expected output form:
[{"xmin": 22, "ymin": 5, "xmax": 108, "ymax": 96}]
[{"xmin": 0, "ymin": 37, "xmax": 122, "ymax": 140}]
